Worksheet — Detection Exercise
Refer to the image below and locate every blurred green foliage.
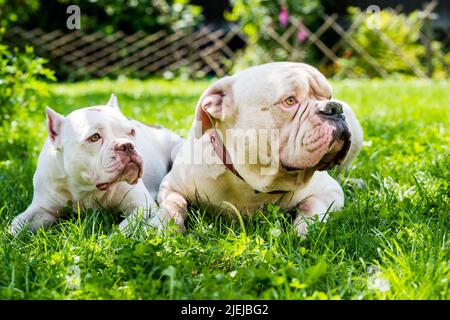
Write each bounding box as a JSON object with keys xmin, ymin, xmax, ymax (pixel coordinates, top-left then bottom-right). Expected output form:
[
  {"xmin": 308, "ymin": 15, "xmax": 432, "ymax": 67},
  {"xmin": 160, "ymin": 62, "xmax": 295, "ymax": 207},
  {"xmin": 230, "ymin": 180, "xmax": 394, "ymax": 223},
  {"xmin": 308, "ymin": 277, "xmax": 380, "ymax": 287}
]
[
  {"xmin": 0, "ymin": 0, "xmax": 40, "ymax": 28},
  {"xmin": 335, "ymin": 7, "xmax": 450, "ymax": 79},
  {"xmin": 225, "ymin": 2, "xmax": 448, "ymax": 79},
  {"xmin": 225, "ymin": 0, "xmax": 323, "ymax": 69},
  {"xmin": 72, "ymin": 0, "xmax": 203, "ymax": 34},
  {"xmin": 0, "ymin": 0, "xmax": 203, "ymax": 34},
  {"xmin": 0, "ymin": 29, "xmax": 55, "ymax": 125}
]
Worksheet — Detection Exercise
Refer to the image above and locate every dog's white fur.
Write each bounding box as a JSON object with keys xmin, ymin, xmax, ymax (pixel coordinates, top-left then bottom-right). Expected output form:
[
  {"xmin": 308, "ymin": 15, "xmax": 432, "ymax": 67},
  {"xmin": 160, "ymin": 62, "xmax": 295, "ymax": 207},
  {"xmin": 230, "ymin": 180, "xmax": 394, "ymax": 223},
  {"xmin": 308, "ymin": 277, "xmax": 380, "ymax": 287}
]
[
  {"xmin": 10, "ymin": 95, "xmax": 182, "ymax": 235},
  {"xmin": 154, "ymin": 62, "xmax": 363, "ymax": 236}
]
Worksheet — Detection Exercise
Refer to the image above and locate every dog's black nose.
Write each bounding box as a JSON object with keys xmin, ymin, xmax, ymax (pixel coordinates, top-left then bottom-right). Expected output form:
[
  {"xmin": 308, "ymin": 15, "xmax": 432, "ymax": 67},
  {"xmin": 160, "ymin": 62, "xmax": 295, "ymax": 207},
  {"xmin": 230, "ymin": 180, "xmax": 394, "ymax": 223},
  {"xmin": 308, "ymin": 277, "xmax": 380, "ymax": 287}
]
[
  {"xmin": 115, "ymin": 142, "xmax": 135, "ymax": 153},
  {"xmin": 319, "ymin": 101, "xmax": 343, "ymax": 117}
]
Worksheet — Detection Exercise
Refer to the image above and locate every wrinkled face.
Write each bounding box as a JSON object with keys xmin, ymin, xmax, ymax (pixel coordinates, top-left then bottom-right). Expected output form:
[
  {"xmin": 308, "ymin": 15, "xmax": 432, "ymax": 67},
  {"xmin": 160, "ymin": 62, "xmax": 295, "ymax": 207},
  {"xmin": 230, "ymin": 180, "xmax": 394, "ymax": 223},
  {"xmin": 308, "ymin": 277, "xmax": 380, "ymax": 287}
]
[
  {"xmin": 197, "ymin": 62, "xmax": 351, "ymax": 174},
  {"xmin": 234, "ymin": 62, "xmax": 351, "ymax": 172},
  {"xmin": 59, "ymin": 107, "xmax": 143, "ymax": 191},
  {"xmin": 276, "ymin": 98, "xmax": 351, "ymax": 172}
]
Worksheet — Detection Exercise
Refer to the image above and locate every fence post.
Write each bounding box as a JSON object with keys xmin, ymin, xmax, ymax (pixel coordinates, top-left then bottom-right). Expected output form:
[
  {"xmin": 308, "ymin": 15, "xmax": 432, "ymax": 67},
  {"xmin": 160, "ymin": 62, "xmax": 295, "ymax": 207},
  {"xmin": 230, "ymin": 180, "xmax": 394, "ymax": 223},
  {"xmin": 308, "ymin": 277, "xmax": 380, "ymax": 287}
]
[
  {"xmin": 422, "ymin": 1, "xmax": 439, "ymax": 78},
  {"xmin": 424, "ymin": 13, "xmax": 433, "ymax": 77}
]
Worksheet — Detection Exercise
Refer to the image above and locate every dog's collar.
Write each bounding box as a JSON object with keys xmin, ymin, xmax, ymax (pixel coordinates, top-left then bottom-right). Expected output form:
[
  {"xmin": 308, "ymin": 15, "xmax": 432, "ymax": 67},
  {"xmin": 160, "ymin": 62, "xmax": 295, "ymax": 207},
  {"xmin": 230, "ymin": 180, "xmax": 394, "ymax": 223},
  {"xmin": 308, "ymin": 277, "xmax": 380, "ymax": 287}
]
[{"xmin": 208, "ymin": 129, "xmax": 244, "ymax": 181}]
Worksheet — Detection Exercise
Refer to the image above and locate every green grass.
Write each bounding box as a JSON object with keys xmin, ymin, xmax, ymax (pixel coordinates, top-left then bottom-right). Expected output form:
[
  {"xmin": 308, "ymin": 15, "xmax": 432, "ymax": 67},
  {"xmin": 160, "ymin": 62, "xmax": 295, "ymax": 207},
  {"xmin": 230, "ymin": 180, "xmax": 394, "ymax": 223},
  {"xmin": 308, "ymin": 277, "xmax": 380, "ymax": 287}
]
[{"xmin": 0, "ymin": 78, "xmax": 449, "ymax": 299}]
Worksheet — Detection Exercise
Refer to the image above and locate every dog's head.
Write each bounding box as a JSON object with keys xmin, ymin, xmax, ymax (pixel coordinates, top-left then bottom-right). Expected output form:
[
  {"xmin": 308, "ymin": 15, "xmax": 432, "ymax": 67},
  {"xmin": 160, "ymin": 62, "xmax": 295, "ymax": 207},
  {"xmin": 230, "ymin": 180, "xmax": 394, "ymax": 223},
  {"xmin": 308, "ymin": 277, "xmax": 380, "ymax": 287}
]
[
  {"xmin": 194, "ymin": 62, "xmax": 351, "ymax": 180},
  {"xmin": 46, "ymin": 94, "xmax": 143, "ymax": 191}
]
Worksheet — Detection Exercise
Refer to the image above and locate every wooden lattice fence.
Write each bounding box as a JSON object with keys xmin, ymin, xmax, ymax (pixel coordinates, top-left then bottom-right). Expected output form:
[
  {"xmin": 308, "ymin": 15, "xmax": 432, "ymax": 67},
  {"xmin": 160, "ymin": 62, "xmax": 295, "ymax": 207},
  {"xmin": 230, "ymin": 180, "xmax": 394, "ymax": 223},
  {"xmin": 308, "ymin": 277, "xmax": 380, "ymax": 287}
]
[
  {"xmin": 3, "ymin": 1, "xmax": 448, "ymax": 79},
  {"xmin": 3, "ymin": 24, "xmax": 245, "ymax": 79}
]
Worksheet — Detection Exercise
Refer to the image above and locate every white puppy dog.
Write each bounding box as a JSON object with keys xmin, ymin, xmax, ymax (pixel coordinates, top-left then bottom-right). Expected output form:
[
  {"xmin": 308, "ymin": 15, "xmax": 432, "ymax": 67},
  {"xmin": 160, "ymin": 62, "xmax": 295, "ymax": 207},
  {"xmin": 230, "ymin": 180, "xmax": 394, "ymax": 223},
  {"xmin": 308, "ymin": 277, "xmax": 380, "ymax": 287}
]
[
  {"xmin": 155, "ymin": 62, "xmax": 363, "ymax": 236},
  {"xmin": 10, "ymin": 94, "xmax": 182, "ymax": 235}
]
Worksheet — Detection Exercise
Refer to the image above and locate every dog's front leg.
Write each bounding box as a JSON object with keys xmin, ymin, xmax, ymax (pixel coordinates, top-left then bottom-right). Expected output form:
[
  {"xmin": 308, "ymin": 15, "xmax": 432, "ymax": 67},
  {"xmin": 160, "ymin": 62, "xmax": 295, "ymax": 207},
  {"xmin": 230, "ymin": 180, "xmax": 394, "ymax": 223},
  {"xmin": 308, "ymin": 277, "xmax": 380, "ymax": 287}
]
[
  {"xmin": 118, "ymin": 183, "xmax": 157, "ymax": 233},
  {"xmin": 154, "ymin": 183, "xmax": 188, "ymax": 232},
  {"xmin": 293, "ymin": 172, "xmax": 344, "ymax": 237}
]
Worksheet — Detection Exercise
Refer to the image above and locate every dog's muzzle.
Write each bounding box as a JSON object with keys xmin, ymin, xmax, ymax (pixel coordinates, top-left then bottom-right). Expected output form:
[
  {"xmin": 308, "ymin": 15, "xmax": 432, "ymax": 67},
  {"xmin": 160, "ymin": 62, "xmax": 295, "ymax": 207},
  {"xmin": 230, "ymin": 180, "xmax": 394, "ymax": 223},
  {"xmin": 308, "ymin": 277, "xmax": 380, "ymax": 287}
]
[
  {"xmin": 281, "ymin": 100, "xmax": 351, "ymax": 172},
  {"xmin": 96, "ymin": 141, "xmax": 144, "ymax": 191},
  {"xmin": 315, "ymin": 101, "xmax": 351, "ymax": 170}
]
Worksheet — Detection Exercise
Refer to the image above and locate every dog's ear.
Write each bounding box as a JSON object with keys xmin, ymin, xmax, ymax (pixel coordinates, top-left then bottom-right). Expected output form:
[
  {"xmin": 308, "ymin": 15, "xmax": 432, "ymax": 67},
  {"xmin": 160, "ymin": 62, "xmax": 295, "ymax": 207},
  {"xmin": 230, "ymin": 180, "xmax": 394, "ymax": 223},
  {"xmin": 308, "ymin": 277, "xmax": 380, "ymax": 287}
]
[
  {"xmin": 302, "ymin": 64, "xmax": 333, "ymax": 99},
  {"xmin": 107, "ymin": 93, "xmax": 120, "ymax": 111},
  {"xmin": 194, "ymin": 76, "xmax": 235, "ymax": 139},
  {"xmin": 46, "ymin": 107, "xmax": 65, "ymax": 146}
]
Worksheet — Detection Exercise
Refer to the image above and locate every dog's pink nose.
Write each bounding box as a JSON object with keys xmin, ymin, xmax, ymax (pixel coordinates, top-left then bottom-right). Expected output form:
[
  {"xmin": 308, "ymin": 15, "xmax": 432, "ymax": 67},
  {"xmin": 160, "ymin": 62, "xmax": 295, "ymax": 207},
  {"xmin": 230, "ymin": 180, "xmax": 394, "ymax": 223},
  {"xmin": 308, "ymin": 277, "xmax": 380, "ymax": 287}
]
[{"xmin": 115, "ymin": 142, "xmax": 135, "ymax": 153}]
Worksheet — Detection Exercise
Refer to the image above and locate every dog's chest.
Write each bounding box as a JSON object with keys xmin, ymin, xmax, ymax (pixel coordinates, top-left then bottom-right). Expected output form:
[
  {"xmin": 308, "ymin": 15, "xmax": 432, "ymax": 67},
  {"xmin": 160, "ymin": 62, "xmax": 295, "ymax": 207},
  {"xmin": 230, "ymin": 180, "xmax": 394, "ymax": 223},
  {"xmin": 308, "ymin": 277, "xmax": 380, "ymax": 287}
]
[
  {"xmin": 66, "ymin": 184, "xmax": 127, "ymax": 210},
  {"xmin": 192, "ymin": 173, "xmax": 287, "ymax": 215}
]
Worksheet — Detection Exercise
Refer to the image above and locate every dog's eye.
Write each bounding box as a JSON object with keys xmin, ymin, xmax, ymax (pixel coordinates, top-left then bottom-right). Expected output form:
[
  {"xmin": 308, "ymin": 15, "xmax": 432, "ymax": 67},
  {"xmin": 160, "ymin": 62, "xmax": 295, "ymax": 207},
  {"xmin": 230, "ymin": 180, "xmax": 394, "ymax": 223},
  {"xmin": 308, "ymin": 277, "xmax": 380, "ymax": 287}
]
[
  {"xmin": 283, "ymin": 96, "xmax": 298, "ymax": 107},
  {"xmin": 88, "ymin": 133, "xmax": 101, "ymax": 143},
  {"xmin": 130, "ymin": 129, "xmax": 136, "ymax": 137}
]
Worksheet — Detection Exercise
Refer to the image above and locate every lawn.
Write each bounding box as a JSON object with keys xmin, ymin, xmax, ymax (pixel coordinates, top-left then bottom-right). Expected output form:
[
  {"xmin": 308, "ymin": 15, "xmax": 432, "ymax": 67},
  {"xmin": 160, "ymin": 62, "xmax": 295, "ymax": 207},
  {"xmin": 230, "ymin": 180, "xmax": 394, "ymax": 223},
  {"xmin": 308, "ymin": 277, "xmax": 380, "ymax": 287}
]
[{"xmin": 0, "ymin": 78, "xmax": 449, "ymax": 299}]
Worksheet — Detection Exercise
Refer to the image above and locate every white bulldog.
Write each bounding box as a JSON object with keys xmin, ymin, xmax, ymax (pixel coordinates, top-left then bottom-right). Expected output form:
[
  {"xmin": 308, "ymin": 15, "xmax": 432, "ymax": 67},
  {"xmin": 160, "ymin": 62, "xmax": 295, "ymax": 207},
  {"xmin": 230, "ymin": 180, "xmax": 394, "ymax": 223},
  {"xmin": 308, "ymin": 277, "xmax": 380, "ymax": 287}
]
[
  {"xmin": 10, "ymin": 94, "xmax": 182, "ymax": 235},
  {"xmin": 154, "ymin": 62, "xmax": 363, "ymax": 236}
]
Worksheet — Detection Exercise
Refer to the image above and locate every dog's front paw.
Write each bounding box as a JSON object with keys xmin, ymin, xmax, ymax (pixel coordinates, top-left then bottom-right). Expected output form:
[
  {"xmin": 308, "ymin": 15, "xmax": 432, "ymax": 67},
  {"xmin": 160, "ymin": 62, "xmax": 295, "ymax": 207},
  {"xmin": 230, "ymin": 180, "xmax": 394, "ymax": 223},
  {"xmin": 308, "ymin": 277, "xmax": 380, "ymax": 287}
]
[
  {"xmin": 118, "ymin": 216, "xmax": 151, "ymax": 235},
  {"xmin": 118, "ymin": 218, "xmax": 131, "ymax": 233},
  {"xmin": 10, "ymin": 215, "xmax": 27, "ymax": 236},
  {"xmin": 10, "ymin": 211, "xmax": 57, "ymax": 236},
  {"xmin": 149, "ymin": 210, "xmax": 186, "ymax": 233},
  {"xmin": 119, "ymin": 214, "xmax": 184, "ymax": 235},
  {"xmin": 294, "ymin": 220, "xmax": 309, "ymax": 238},
  {"xmin": 119, "ymin": 206, "xmax": 186, "ymax": 235}
]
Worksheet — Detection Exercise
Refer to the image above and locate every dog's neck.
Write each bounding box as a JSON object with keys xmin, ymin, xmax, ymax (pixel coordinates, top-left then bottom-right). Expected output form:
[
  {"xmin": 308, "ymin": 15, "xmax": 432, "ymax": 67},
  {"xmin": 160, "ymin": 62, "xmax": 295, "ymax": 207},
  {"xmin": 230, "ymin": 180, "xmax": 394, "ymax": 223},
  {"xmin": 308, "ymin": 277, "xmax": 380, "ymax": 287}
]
[{"xmin": 208, "ymin": 124, "xmax": 312, "ymax": 194}]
